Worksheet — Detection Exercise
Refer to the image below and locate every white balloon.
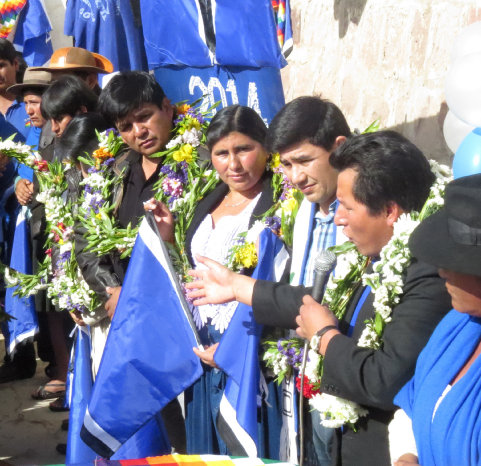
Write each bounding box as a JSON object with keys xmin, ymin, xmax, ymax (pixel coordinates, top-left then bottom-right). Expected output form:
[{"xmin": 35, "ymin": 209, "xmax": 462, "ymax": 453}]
[
  {"xmin": 451, "ymin": 22, "xmax": 481, "ymax": 62},
  {"xmin": 443, "ymin": 110, "xmax": 475, "ymax": 153},
  {"xmin": 445, "ymin": 52, "xmax": 481, "ymax": 127}
]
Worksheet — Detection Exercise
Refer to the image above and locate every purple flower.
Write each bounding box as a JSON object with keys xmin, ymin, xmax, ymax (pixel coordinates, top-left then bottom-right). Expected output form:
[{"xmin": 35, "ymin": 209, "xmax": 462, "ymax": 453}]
[
  {"xmin": 104, "ymin": 157, "xmax": 115, "ymax": 167},
  {"xmin": 106, "ymin": 128, "xmax": 119, "ymax": 137},
  {"xmin": 265, "ymin": 216, "xmax": 281, "ymax": 233}
]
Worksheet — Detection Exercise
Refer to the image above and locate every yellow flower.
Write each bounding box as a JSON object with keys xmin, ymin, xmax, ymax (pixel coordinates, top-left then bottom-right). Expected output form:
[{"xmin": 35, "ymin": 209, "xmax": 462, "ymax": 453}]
[
  {"xmin": 235, "ymin": 243, "xmax": 258, "ymax": 269},
  {"xmin": 95, "ymin": 213, "xmax": 102, "ymax": 220},
  {"xmin": 270, "ymin": 152, "xmax": 281, "ymax": 169},
  {"xmin": 281, "ymin": 197, "xmax": 298, "ymax": 215},
  {"xmin": 187, "ymin": 118, "xmax": 201, "ymax": 131},
  {"xmin": 172, "ymin": 144, "xmax": 193, "ymax": 163}
]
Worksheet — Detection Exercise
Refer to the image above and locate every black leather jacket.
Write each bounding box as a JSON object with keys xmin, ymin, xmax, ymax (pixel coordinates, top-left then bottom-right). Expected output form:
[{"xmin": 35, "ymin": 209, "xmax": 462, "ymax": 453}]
[{"xmin": 73, "ymin": 149, "xmax": 135, "ymax": 304}]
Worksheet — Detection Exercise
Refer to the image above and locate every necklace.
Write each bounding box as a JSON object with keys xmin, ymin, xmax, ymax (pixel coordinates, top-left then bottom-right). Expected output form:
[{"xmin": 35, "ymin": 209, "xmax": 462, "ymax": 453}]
[{"xmin": 223, "ymin": 192, "xmax": 250, "ymax": 208}]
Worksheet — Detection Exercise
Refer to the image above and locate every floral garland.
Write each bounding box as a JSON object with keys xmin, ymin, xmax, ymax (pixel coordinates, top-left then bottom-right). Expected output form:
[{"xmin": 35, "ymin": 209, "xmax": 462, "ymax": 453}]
[
  {"xmin": 263, "ymin": 160, "xmax": 452, "ymax": 428},
  {"xmin": 227, "ymin": 152, "xmax": 303, "ymax": 272},
  {"xmin": 152, "ymin": 102, "xmax": 219, "ymax": 278},
  {"xmin": 38, "ymin": 160, "xmax": 100, "ymax": 315},
  {"xmin": 77, "ymin": 128, "xmax": 135, "ymax": 258},
  {"xmin": 0, "ymin": 140, "xmax": 100, "ymax": 316},
  {"xmin": 77, "ymin": 102, "xmax": 218, "ymax": 280}
]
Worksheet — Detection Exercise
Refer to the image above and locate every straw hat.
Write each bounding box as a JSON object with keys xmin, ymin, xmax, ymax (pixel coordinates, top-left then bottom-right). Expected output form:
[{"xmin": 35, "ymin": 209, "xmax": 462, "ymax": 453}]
[
  {"xmin": 8, "ymin": 69, "xmax": 52, "ymax": 95},
  {"xmin": 30, "ymin": 47, "xmax": 113, "ymax": 74}
]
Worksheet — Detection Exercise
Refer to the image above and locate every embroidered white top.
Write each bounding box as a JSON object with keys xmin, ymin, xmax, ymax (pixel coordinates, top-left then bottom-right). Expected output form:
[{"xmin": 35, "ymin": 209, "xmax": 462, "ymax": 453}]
[{"xmin": 190, "ymin": 192, "xmax": 261, "ymax": 334}]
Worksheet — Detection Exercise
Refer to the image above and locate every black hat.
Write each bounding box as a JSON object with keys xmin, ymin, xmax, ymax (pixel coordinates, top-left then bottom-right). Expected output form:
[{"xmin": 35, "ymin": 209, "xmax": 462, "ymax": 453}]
[{"xmin": 409, "ymin": 174, "xmax": 481, "ymax": 277}]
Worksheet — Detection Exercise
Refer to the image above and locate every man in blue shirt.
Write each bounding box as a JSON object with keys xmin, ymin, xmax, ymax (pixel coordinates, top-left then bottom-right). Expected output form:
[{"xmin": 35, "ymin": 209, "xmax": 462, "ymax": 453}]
[{"xmin": 0, "ymin": 39, "xmax": 29, "ymax": 140}]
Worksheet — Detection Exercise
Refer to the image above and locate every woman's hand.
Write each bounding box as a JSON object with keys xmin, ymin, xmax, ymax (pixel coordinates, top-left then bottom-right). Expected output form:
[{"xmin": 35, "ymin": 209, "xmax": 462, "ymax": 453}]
[
  {"xmin": 144, "ymin": 198, "xmax": 175, "ymax": 243},
  {"xmin": 15, "ymin": 178, "xmax": 33, "ymax": 205},
  {"xmin": 186, "ymin": 255, "xmax": 238, "ymax": 305},
  {"xmin": 295, "ymin": 295, "xmax": 339, "ymax": 354},
  {"xmin": 193, "ymin": 343, "xmax": 219, "ymax": 368}
]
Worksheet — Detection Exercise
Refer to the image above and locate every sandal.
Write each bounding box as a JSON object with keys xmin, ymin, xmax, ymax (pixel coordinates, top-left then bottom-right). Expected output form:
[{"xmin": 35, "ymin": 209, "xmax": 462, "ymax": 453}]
[
  {"xmin": 31, "ymin": 383, "xmax": 66, "ymax": 400},
  {"xmin": 49, "ymin": 395, "xmax": 69, "ymax": 412}
]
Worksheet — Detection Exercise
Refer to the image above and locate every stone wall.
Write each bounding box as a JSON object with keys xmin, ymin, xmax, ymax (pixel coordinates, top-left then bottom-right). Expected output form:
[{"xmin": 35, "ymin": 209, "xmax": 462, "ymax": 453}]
[{"xmin": 281, "ymin": 0, "xmax": 481, "ymax": 163}]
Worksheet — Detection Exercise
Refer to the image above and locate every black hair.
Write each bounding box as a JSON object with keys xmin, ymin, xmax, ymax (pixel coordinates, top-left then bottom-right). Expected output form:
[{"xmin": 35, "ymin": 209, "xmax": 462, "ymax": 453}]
[
  {"xmin": 56, "ymin": 113, "xmax": 109, "ymax": 162},
  {"xmin": 20, "ymin": 87, "xmax": 46, "ymax": 98},
  {"xmin": 266, "ymin": 96, "xmax": 351, "ymax": 154},
  {"xmin": 40, "ymin": 75, "xmax": 97, "ymax": 121},
  {"xmin": 206, "ymin": 105, "xmax": 267, "ymax": 151},
  {"xmin": 0, "ymin": 39, "xmax": 17, "ymax": 64},
  {"xmin": 329, "ymin": 130, "xmax": 435, "ymax": 214},
  {"xmin": 98, "ymin": 71, "xmax": 166, "ymax": 126}
]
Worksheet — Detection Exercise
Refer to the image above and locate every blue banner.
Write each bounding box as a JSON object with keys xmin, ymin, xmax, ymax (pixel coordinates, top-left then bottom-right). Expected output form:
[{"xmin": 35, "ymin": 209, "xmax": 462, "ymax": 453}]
[
  {"xmin": 64, "ymin": 0, "xmax": 147, "ymax": 71},
  {"xmin": 2, "ymin": 208, "xmax": 38, "ymax": 355},
  {"xmin": 155, "ymin": 65, "xmax": 285, "ymax": 125},
  {"xmin": 141, "ymin": 0, "xmax": 286, "ymax": 70}
]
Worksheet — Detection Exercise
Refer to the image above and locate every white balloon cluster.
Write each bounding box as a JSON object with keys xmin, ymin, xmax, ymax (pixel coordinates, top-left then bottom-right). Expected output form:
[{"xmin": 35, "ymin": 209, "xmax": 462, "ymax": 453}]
[{"xmin": 443, "ymin": 22, "xmax": 481, "ymax": 153}]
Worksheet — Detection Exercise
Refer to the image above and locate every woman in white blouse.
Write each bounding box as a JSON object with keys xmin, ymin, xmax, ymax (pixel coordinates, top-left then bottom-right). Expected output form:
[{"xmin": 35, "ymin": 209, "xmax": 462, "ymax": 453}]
[{"xmin": 148, "ymin": 105, "xmax": 278, "ymax": 455}]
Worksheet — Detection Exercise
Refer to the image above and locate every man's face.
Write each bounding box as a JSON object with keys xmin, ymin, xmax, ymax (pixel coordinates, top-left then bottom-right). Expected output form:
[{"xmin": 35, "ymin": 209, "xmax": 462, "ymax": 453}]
[
  {"xmin": 23, "ymin": 92, "xmax": 46, "ymax": 128},
  {"xmin": 116, "ymin": 100, "xmax": 174, "ymax": 157},
  {"xmin": 279, "ymin": 141, "xmax": 339, "ymax": 211},
  {"xmin": 0, "ymin": 58, "xmax": 18, "ymax": 92},
  {"xmin": 334, "ymin": 168, "xmax": 398, "ymax": 257}
]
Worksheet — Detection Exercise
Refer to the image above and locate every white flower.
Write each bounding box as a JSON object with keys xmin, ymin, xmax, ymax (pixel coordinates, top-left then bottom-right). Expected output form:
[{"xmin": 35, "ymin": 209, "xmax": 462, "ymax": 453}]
[
  {"xmin": 245, "ymin": 221, "xmax": 266, "ymax": 243},
  {"xmin": 309, "ymin": 393, "xmax": 368, "ymax": 428},
  {"xmin": 181, "ymin": 128, "xmax": 201, "ymax": 147},
  {"xmin": 166, "ymin": 135, "xmax": 182, "ymax": 149}
]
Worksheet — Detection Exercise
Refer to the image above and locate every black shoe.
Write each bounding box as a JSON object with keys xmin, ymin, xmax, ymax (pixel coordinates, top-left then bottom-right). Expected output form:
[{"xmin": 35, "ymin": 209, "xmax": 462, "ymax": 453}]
[
  {"xmin": 56, "ymin": 443, "xmax": 67, "ymax": 455},
  {"xmin": 0, "ymin": 361, "xmax": 35, "ymax": 383}
]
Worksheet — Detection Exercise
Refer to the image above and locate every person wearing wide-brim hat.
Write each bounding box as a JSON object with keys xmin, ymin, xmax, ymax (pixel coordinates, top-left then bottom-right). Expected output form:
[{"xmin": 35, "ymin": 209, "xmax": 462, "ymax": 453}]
[
  {"xmin": 30, "ymin": 47, "xmax": 113, "ymax": 92},
  {"xmin": 7, "ymin": 68, "xmax": 52, "ymax": 206},
  {"xmin": 392, "ymin": 173, "xmax": 481, "ymax": 466}
]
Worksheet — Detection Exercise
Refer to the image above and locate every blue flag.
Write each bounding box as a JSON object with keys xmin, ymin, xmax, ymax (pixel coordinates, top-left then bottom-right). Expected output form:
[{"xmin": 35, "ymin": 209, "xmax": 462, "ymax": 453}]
[
  {"xmin": 214, "ymin": 229, "xmax": 288, "ymax": 457},
  {"xmin": 2, "ymin": 208, "xmax": 38, "ymax": 355},
  {"xmin": 141, "ymin": 0, "xmax": 286, "ymax": 69},
  {"xmin": 64, "ymin": 0, "xmax": 147, "ymax": 71},
  {"xmin": 66, "ymin": 326, "xmax": 96, "ymax": 463},
  {"xmin": 67, "ymin": 325, "xmax": 170, "ymax": 463},
  {"xmin": 81, "ymin": 215, "xmax": 203, "ymax": 457},
  {"xmin": 13, "ymin": 0, "xmax": 53, "ymax": 66}
]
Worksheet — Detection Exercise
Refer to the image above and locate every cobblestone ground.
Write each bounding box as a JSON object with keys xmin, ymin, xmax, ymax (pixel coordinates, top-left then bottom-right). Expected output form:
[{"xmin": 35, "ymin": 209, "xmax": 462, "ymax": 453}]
[{"xmin": 0, "ymin": 335, "xmax": 66, "ymax": 465}]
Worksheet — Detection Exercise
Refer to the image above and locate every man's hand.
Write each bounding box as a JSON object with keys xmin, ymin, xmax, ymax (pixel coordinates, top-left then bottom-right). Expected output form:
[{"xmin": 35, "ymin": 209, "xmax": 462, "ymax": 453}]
[
  {"xmin": 186, "ymin": 255, "xmax": 238, "ymax": 305},
  {"xmin": 105, "ymin": 286, "xmax": 122, "ymax": 319},
  {"xmin": 144, "ymin": 198, "xmax": 175, "ymax": 243},
  {"xmin": 193, "ymin": 343, "xmax": 219, "ymax": 368},
  {"xmin": 69, "ymin": 310, "xmax": 86, "ymax": 326},
  {"xmin": 15, "ymin": 178, "xmax": 33, "ymax": 205},
  {"xmin": 296, "ymin": 295, "xmax": 339, "ymax": 354}
]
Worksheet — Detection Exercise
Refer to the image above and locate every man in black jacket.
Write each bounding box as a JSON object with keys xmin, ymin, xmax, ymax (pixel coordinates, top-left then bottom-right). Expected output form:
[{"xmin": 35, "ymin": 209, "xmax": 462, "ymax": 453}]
[
  {"xmin": 74, "ymin": 71, "xmax": 186, "ymax": 453},
  {"xmin": 188, "ymin": 131, "xmax": 452, "ymax": 465}
]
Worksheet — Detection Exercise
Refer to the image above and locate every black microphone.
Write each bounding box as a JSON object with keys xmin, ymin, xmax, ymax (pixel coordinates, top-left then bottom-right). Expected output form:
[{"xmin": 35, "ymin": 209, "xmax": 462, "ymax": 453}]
[{"xmin": 311, "ymin": 249, "xmax": 337, "ymax": 303}]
